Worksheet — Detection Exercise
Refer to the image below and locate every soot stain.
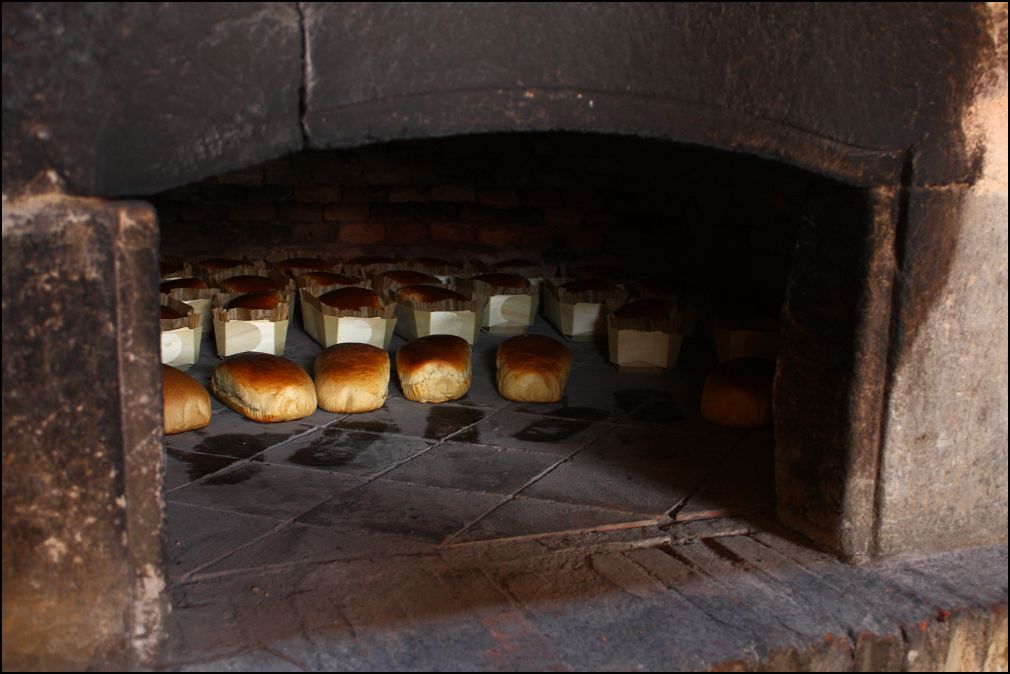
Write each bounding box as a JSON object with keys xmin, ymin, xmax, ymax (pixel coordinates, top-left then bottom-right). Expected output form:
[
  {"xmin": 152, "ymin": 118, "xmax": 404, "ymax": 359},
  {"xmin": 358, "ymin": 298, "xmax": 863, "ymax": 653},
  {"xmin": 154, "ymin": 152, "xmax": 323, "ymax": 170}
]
[
  {"xmin": 168, "ymin": 449, "xmax": 236, "ymax": 482},
  {"xmin": 192, "ymin": 433, "xmax": 289, "ymax": 459},
  {"xmin": 450, "ymin": 426, "xmax": 481, "ymax": 444},
  {"xmin": 288, "ymin": 430, "xmax": 379, "ymax": 469},
  {"xmin": 513, "ymin": 417, "xmax": 591, "ymax": 443},
  {"xmin": 337, "ymin": 420, "xmax": 401, "ymax": 434},
  {"xmin": 203, "ymin": 463, "xmax": 263, "ymax": 486},
  {"xmin": 548, "ymin": 406, "xmax": 609, "ymax": 421},
  {"xmin": 425, "ymin": 406, "xmax": 486, "ymax": 439},
  {"xmin": 614, "ymin": 389, "xmax": 657, "ymax": 412}
]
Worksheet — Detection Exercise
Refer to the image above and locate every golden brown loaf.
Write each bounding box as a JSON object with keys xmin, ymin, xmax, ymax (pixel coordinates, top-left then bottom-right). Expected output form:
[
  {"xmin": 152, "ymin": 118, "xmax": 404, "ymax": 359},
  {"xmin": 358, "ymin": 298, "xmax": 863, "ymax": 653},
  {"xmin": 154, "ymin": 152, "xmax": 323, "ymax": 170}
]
[
  {"xmin": 211, "ymin": 353, "xmax": 317, "ymax": 422},
  {"xmin": 376, "ymin": 270, "xmax": 441, "ymax": 287},
  {"xmin": 314, "ymin": 343, "xmax": 390, "ymax": 413},
  {"xmin": 496, "ymin": 335, "xmax": 572, "ymax": 403},
  {"xmin": 561, "ymin": 278, "xmax": 617, "ymax": 294},
  {"xmin": 277, "ymin": 257, "xmax": 332, "ymax": 274},
  {"xmin": 226, "ymin": 290, "xmax": 283, "ymax": 311},
  {"xmin": 163, "ymin": 364, "xmax": 212, "ymax": 434},
  {"xmin": 318, "ymin": 287, "xmax": 383, "ymax": 311},
  {"xmin": 300, "ymin": 272, "xmax": 360, "ymax": 287},
  {"xmin": 614, "ymin": 299, "xmax": 675, "ymax": 321},
  {"xmin": 160, "ymin": 277, "xmax": 208, "ymax": 293},
  {"xmin": 473, "ymin": 273, "xmax": 530, "ymax": 289},
  {"xmin": 161, "ymin": 304, "xmax": 186, "ymax": 320},
  {"xmin": 396, "ymin": 335, "xmax": 472, "ymax": 403},
  {"xmin": 219, "ymin": 275, "xmax": 282, "ymax": 294},
  {"xmin": 700, "ymin": 358, "xmax": 775, "ymax": 429},
  {"xmin": 397, "ymin": 284, "xmax": 467, "ymax": 304}
]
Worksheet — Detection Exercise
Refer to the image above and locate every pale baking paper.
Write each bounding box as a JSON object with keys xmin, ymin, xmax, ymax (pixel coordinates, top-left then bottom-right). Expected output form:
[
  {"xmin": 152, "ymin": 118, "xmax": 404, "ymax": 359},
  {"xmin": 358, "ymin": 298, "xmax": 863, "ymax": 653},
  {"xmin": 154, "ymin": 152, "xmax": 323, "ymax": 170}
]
[
  {"xmin": 213, "ymin": 318, "xmax": 289, "ymax": 357},
  {"xmin": 394, "ymin": 304, "xmax": 479, "ymax": 344},
  {"xmin": 481, "ymin": 294, "xmax": 536, "ymax": 333},
  {"xmin": 607, "ymin": 325, "xmax": 683, "ymax": 372}
]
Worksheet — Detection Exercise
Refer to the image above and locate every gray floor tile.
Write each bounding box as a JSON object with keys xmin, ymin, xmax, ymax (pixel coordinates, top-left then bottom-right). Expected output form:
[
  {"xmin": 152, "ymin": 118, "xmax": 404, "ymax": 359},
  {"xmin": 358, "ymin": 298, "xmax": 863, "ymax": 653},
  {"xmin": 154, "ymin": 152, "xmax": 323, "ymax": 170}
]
[
  {"xmin": 382, "ymin": 442, "xmax": 560, "ymax": 495},
  {"xmin": 296, "ymin": 479, "xmax": 504, "ymax": 543},
  {"xmin": 449, "ymin": 409, "xmax": 606, "ymax": 456},
  {"xmin": 165, "ymin": 449, "xmax": 238, "ymax": 490},
  {"xmin": 573, "ymin": 425, "xmax": 743, "ymax": 467},
  {"xmin": 457, "ymin": 495, "xmax": 657, "ymax": 542},
  {"xmin": 331, "ymin": 395, "xmax": 489, "ymax": 440},
  {"xmin": 166, "ymin": 502, "xmax": 279, "ymax": 578},
  {"xmin": 261, "ymin": 426, "xmax": 432, "ymax": 478},
  {"xmin": 164, "ymin": 410, "xmax": 330, "ymax": 457},
  {"xmin": 167, "ymin": 462, "xmax": 364, "ymax": 520},
  {"xmin": 676, "ymin": 430, "xmax": 776, "ymax": 519}
]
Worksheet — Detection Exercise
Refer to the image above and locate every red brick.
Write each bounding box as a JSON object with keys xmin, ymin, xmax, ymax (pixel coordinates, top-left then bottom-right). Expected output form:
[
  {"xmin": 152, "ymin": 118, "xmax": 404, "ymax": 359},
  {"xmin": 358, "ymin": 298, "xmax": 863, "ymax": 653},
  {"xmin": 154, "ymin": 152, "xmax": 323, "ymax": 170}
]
[
  {"xmin": 568, "ymin": 226, "xmax": 606, "ymax": 252},
  {"xmin": 216, "ymin": 168, "xmax": 264, "ymax": 186},
  {"xmin": 155, "ymin": 202, "xmax": 180, "ymax": 222},
  {"xmin": 431, "ymin": 185, "xmax": 476, "ymax": 203},
  {"xmin": 293, "ymin": 223, "xmax": 340, "ymax": 241},
  {"xmin": 563, "ymin": 189, "xmax": 608, "ymax": 210},
  {"xmin": 476, "ymin": 225, "xmax": 517, "ymax": 247},
  {"xmin": 385, "ymin": 222, "xmax": 430, "ymax": 244},
  {"xmin": 431, "ymin": 222, "xmax": 473, "ymax": 242},
  {"xmin": 324, "ymin": 203, "xmax": 371, "ymax": 221},
  {"xmin": 389, "ymin": 187, "xmax": 429, "ymax": 203},
  {"xmin": 370, "ymin": 203, "xmax": 415, "ymax": 222},
  {"xmin": 340, "ymin": 222, "xmax": 386, "ymax": 245},
  {"xmin": 228, "ymin": 204, "xmax": 276, "ymax": 221},
  {"xmin": 341, "ymin": 187, "xmax": 387, "ymax": 203},
  {"xmin": 478, "ymin": 188, "xmax": 520, "ymax": 208},
  {"xmin": 294, "ymin": 184, "xmax": 341, "ymax": 202},
  {"xmin": 264, "ymin": 164, "xmax": 313, "ymax": 185},
  {"xmin": 277, "ymin": 203, "xmax": 323, "ymax": 222},
  {"xmin": 181, "ymin": 203, "xmax": 227, "ymax": 222},
  {"xmin": 521, "ymin": 188, "xmax": 563, "ymax": 209},
  {"xmin": 362, "ymin": 167, "xmax": 413, "ymax": 185}
]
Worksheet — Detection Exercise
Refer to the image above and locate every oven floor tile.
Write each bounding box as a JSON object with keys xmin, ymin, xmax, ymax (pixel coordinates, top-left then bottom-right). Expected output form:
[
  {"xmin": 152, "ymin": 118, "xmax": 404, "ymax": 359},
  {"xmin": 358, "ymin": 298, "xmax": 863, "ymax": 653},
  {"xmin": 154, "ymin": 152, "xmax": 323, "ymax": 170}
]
[
  {"xmin": 164, "ymin": 448, "xmax": 238, "ymax": 491},
  {"xmin": 446, "ymin": 408, "xmax": 608, "ymax": 456},
  {"xmin": 260, "ymin": 426, "xmax": 433, "ymax": 478},
  {"xmin": 163, "ymin": 409, "xmax": 333, "ymax": 457},
  {"xmin": 165, "ymin": 502, "xmax": 280, "ymax": 579},
  {"xmin": 331, "ymin": 395, "xmax": 490, "ymax": 440}
]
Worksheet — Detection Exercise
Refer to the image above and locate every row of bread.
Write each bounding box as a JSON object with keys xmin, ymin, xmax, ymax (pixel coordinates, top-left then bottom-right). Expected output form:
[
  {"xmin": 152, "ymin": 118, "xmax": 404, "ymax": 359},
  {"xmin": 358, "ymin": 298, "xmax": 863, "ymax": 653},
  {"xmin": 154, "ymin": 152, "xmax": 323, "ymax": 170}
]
[
  {"xmin": 159, "ymin": 253, "xmax": 778, "ymax": 373},
  {"xmin": 165, "ymin": 334, "xmax": 571, "ymax": 433},
  {"xmin": 166, "ymin": 333, "xmax": 774, "ymax": 437}
]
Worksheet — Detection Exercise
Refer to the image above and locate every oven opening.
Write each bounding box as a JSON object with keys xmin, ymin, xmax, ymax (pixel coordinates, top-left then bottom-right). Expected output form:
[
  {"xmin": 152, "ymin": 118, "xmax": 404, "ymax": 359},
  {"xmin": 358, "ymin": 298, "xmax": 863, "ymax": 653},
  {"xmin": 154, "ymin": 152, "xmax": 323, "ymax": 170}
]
[{"xmin": 139, "ymin": 131, "xmax": 877, "ymax": 664}]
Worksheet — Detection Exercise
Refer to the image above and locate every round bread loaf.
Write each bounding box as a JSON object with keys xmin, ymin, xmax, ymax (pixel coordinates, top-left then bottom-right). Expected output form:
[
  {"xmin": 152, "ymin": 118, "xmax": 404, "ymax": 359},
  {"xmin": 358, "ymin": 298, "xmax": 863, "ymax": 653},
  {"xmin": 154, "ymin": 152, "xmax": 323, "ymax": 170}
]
[
  {"xmin": 561, "ymin": 278, "xmax": 617, "ymax": 294},
  {"xmin": 318, "ymin": 287, "xmax": 383, "ymax": 311},
  {"xmin": 376, "ymin": 270, "xmax": 441, "ymax": 288},
  {"xmin": 398, "ymin": 284, "xmax": 468, "ymax": 304},
  {"xmin": 211, "ymin": 353, "xmax": 317, "ymax": 422},
  {"xmin": 277, "ymin": 257, "xmax": 331, "ymax": 274},
  {"xmin": 700, "ymin": 358, "xmax": 775, "ymax": 429},
  {"xmin": 473, "ymin": 273, "xmax": 530, "ymax": 289},
  {"xmin": 161, "ymin": 304, "xmax": 186, "ymax": 320},
  {"xmin": 496, "ymin": 335, "xmax": 572, "ymax": 403},
  {"xmin": 220, "ymin": 275, "xmax": 281, "ymax": 293},
  {"xmin": 347, "ymin": 255, "xmax": 395, "ymax": 266},
  {"xmin": 300, "ymin": 271, "xmax": 360, "ymax": 287},
  {"xmin": 163, "ymin": 364, "xmax": 212, "ymax": 435},
  {"xmin": 314, "ymin": 343, "xmax": 390, "ymax": 413},
  {"xmin": 196, "ymin": 257, "xmax": 242, "ymax": 270},
  {"xmin": 226, "ymin": 290, "xmax": 283, "ymax": 311},
  {"xmin": 614, "ymin": 299, "xmax": 674, "ymax": 321},
  {"xmin": 396, "ymin": 335, "xmax": 472, "ymax": 403},
  {"xmin": 161, "ymin": 277, "xmax": 208, "ymax": 293}
]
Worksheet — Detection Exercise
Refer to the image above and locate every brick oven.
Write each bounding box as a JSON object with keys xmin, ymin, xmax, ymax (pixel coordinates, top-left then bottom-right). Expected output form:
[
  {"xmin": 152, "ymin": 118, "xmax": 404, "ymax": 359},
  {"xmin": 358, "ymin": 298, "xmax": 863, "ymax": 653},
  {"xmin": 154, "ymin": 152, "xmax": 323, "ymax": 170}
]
[{"xmin": 3, "ymin": 3, "xmax": 1007, "ymax": 670}]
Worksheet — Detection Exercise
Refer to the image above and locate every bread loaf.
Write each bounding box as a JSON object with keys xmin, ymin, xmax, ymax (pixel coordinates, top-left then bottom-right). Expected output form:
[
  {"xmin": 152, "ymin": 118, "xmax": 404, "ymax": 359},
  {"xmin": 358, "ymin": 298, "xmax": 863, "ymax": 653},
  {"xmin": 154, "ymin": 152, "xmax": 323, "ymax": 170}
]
[
  {"xmin": 163, "ymin": 364, "xmax": 212, "ymax": 434},
  {"xmin": 496, "ymin": 335, "xmax": 572, "ymax": 402},
  {"xmin": 700, "ymin": 358, "xmax": 775, "ymax": 429},
  {"xmin": 226, "ymin": 290, "xmax": 283, "ymax": 311},
  {"xmin": 219, "ymin": 275, "xmax": 282, "ymax": 294},
  {"xmin": 211, "ymin": 353, "xmax": 317, "ymax": 422},
  {"xmin": 314, "ymin": 343, "xmax": 390, "ymax": 413},
  {"xmin": 318, "ymin": 287, "xmax": 383, "ymax": 312},
  {"xmin": 396, "ymin": 335, "xmax": 472, "ymax": 403}
]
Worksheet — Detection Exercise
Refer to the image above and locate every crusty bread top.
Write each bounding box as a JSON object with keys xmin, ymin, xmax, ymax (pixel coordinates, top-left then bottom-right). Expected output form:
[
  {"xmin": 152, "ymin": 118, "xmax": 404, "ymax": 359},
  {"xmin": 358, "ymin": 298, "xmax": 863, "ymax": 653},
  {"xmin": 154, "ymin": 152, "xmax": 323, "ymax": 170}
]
[
  {"xmin": 396, "ymin": 335, "xmax": 471, "ymax": 385},
  {"xmin": 376, "ymin": 270, "xmax": 441, "ymax": 287},
  {"xmin": 318, "ymin": 287, "xmax": 383, "ymax": 311},
  {"xmin": 397, "ymin": 284, "xmax": 467, "ymax": 304},
  {"xmin": 277, "ymin": 257, "xmax": 331, "ymax": 273},
  {"xmin": 161, "ymin": 304, "xmax": 186, "ymax": 320},
  {"xmin": 214, "ymin": 352, "xmax": 314, "ymax": 394},
  {"xmin": 496, "ymin": 334, "xmax": 572, "ymax": 376},
  {"xmin": 196, "ymin": 257, "xmax": 242, "ymax": 270},
  {"xmin": 219, "ymin": 275, "xmax": 282, "ymax": 293},
  {"xmin": 473, "ymin": 273, "xmax": 530, "ymax": 289},
  {"xmin": 300, "ymin": 271, "xmax": 360, "ymax": 287},
  {"xmin": 163, "ymin": 363, "xmax": 210, "ymax": 406},
  {"xmin": 614, "ymin": 299, "xmax": 675, "ymax": 321},
  {"xmin": 561, "ymin": 278, "xmax": 617, "ymax": 293},
  {"xmin": 226, "ymin": 290, "xmax": 283, "ymax": 311},
  {"xmin": 161, "ymin": 277, "xmax": 208, "ymax": 292},
  {"xmin": 315, "ymin": 343, "xmax": 390, "ymax": 385}
]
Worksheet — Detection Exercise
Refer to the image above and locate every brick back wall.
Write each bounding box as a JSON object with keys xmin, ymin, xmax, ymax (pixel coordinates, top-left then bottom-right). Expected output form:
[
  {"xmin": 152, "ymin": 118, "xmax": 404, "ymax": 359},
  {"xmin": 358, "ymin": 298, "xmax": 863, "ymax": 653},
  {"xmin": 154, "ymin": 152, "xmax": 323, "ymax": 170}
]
[{"xmin": 153, "ymin": 132, "xmax": 805, "ymax": 299}]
